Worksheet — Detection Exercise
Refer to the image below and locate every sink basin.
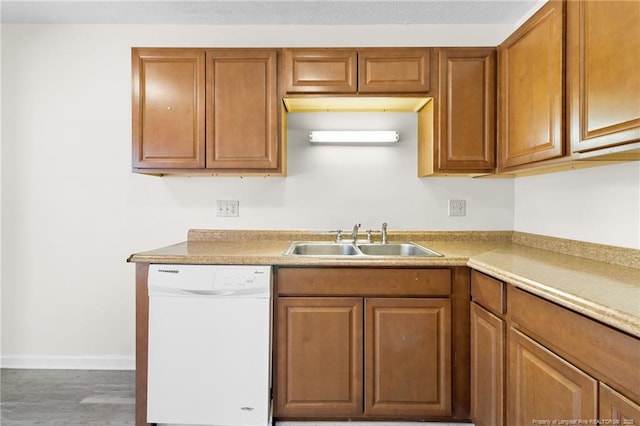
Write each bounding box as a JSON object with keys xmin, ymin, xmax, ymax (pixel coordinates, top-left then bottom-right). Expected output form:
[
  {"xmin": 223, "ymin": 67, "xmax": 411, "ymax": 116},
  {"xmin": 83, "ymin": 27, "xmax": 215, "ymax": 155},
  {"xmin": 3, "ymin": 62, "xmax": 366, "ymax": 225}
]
[
  {"xmin": 357, "ymin": 243, "xmax": 443, "ymax": 257},
  {"xmin": 284, "ymin": 241, "xmax": 442, "ymax": 257},
  {"xmin": 286, "ymin": 242, "xmax": 359, "ymax": 256}
]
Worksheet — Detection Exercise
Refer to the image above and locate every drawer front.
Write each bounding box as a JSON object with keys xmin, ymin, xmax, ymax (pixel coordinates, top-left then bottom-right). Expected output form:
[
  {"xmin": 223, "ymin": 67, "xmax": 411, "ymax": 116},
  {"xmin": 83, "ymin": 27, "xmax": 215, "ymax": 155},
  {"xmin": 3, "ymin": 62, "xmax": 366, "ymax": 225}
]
[
  {"xmin": 471, "ymin": 270, "xmax": 505, "ymax": 315},
  {"xmin": 358, "ymin": 48, "xmax": 432, "ymax": 93},
  {"xmin": 277, "ymin": 268, "xmax": 451, "ymax": 296},
  {"xmin": 283, "ymin": 49, "xmax": 357, "ymax": 94}
]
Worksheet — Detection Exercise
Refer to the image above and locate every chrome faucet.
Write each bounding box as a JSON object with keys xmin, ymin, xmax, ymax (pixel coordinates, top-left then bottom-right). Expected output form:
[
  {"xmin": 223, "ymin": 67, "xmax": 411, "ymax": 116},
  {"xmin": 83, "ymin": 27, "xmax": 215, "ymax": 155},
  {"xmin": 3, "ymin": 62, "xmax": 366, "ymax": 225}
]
[
  {"xmin": 381, "ymin": 222, "xmax": 388, "ymax": 244},
  {"xmin": 351, "ymin": 223, "xmax": 361, "ymax": 242}
]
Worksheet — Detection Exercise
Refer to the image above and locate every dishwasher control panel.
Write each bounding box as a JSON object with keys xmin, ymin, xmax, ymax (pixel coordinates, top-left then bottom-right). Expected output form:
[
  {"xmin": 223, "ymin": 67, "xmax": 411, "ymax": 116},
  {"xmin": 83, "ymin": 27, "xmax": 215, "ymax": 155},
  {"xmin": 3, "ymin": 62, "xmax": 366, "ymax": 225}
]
[
  {"xmin": 214, "ymin": 267, "xmax": 270, "ymax": 291},
  {"xmin": 148, "ymin": 264, "xmax": 272, "ymax": 297}
]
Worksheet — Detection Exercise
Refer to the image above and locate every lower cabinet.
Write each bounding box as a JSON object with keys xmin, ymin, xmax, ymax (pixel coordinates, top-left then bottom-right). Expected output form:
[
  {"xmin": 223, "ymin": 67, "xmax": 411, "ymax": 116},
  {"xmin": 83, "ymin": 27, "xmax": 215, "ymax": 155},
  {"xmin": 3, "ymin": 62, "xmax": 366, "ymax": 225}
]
[
  {"xmin": 470, "ymin": 269, "xmax": 506, "ymax": 426},
  {"xmin": 470, "ymin": 269, "xmax": 640, "ymax": 426},
  {"xmin": 364, "ymin": 298, "xmax": 451, "ymax": 417},
  {"xmin": 470, "ymin": 302, "xmax": 504, "ymax": 426},
  {"xmin": 276, "ymin": 296, "xmax": 451, "ymax": 419},
  {"xmin": 275, "ymin": 297, "xmax": 363, "ymax": 417},
  {"xmin": 508, "ymin": 327, "xmax": 597, "ymax": 423},
  {"xmin": 600, "ymin": 383, "xmax": 640, "ymax": 423},
  {"xmin": 274, "ymin": 267, "xmax": 456, "ymax": 420}
]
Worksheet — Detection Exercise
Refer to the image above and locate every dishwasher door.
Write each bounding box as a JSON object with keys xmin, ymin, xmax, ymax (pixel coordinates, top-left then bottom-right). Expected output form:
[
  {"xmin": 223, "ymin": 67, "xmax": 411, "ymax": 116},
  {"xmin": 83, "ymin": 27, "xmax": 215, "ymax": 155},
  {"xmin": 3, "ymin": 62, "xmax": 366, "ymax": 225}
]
[{"xmin": 146, "ymin": 265, "xmax": 272, "ymax": 426}]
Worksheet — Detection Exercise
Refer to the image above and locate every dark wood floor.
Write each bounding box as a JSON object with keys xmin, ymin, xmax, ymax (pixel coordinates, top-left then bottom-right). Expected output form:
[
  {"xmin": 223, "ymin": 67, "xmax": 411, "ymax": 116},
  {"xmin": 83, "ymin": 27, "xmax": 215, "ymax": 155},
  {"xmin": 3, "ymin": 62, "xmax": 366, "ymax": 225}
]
[{"xmin": 1, "ymin": 369, "xmax": 135, "ymax": 425}]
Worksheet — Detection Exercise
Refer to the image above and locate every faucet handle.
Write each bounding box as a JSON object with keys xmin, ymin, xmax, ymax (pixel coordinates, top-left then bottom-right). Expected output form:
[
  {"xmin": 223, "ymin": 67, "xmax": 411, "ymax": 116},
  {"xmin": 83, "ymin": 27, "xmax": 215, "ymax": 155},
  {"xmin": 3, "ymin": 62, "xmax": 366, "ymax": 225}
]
[{"xmin": 335, "ymin": 230, "xmax": 343, "ymax": 242}]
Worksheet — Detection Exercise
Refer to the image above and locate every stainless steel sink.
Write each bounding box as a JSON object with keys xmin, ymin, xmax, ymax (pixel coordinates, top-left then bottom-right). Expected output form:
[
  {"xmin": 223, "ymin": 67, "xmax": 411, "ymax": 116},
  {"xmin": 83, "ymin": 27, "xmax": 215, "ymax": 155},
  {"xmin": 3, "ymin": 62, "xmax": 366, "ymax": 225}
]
[
  {"xmin": 357, "ymin": 243, "xmax": 442, "ymax": 257},
  {"xmin": 285, "ymin": 242, "xmax": 359, "ymax": 256},
  {"xmin": 284, "ymin": 241, "xmax": 442, "ymax": 257}
]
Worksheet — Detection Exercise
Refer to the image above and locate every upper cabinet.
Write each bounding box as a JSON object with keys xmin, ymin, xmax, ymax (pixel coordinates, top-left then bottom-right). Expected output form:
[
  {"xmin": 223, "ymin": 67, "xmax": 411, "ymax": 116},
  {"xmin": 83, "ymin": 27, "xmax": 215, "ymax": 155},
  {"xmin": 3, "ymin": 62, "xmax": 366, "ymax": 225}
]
[
  {"xmin": 132, "ymin": 5, "xmax": 639, "ymax": 178},
  {"xmin": 283, "ymin": 48, "xmax": 433, "ymax": 94},
  {"xmin": 283, "ymin": 49, "xmax": 357, "ymax": 94},
  {"xmin": 132, "ymin": 48, "xmax": 284, "ymax": 176},
  {"xmin": 132, "ymin": 48, "xmax": 206, "ymax": 170},
  {"xmin": 358, "ymin": 49, "xmax": 432, "ymax": 93},
  {"xmin": 567, "ymin": 0, "xmax": 640, "ymax": 157},
  {"xmin": 205, "ymin": 49, "xmax": 280, "ymax": 171},
  {"xmin": 424, "ymin": 48, "xmax": 496, "ymax": 176},
  {"xmin": 497, "ymin": 1, "xmax": 565, "ymax": 171}
]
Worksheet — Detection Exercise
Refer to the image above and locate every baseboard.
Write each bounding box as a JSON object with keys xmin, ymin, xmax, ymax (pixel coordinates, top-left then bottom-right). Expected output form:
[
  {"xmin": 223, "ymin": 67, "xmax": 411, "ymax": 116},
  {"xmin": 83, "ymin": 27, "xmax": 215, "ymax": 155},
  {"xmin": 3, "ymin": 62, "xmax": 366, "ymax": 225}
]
[{"xmin": 1, "ymin": 354, "xmax": 135, "ymax": 370}]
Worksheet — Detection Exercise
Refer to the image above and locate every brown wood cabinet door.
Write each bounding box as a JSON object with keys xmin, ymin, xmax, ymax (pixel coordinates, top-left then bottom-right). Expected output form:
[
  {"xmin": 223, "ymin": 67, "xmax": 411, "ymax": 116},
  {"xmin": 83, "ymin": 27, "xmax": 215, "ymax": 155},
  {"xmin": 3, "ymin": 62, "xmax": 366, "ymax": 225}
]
[
  {"xmin": 498, "ymin": 1, "xmax": 565, "ymax": 169},
  {"xmin": 205, "ymin": 49, "xmax": 279, "ymax": 171},
  {"xmin": 364, "ymin": 298, "xmax": 451, "ymax": 418},
  {"xmin": 132, "ymin": 48, "xmax": 205, "ymax": 169},
  {"xmin": 508, "ymin": 327, "xmax": 597, "ymax": 425},
  {"xmin": 438, "ymin": 48, "xmax": 496, "ymax": 173},
  {"xmin": 599, "ymin": 383, "xmax": 640, "ymax": 425},
  {"xmin": 275, "ymin": 297, "xmax": 363, "ymax": 417},
  {"xmin": 358, "ymin": 48, "xmax": 432, "ymax": 93},
  {"xmin": 470, "ymin": 302, "xmax": 504, "ymax": 426},
  {"xmin": 283, "ymin": 49, "xmax": 357, "ymax": 94},
  {"xmin": 568, "ymin": 0, "xmax": 640, "ymax": 153}
]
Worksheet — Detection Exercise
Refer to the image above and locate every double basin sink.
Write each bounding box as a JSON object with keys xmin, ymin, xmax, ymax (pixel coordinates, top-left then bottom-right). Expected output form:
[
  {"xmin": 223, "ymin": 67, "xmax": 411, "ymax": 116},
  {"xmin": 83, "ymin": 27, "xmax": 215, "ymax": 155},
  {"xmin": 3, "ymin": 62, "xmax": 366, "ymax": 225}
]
[{"xmin": 285, "ymin": 241, "xmax": 443, "ymax": 258}]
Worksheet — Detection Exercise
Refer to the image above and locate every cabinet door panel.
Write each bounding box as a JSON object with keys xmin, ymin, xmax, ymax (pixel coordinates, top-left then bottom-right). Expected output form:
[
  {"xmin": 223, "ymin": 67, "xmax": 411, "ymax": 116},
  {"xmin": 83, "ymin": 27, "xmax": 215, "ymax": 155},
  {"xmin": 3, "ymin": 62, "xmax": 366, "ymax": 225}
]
[
  {"xmin": 358, "ymin": 48, "xmax": 431, "ymax": 93},
  {"xmin": 600, "ymin": 383, "xmax": 640, "ymax": 425},
  {"xmin": 508, "ymin": 327, "xmax": 597, "ymax": 425},
  {"xmin": 283, "ymin": 49, "xmax": 357, "ymax": 93},
  {"xmin": 438, "ymin": 48, "xmax": 496, "ymax": 173},
  {"xmin": 132, "ymin": 48, "xmax": 205, "ymax": 169},
  {"xmin": 568, "ymin": 0, "xmax": 640, "ymax": 152},
  {"xmin": 365, "ymin": 298, "xmax": 451, "ymax": 417},
  {"xmin": 276, "ymin": 297, "xmax": 363, "ymax": 417},
  {"xmin": 206, "ymin": 49, "xmax": 279, "ymax": 170},
  {"xmin": 470, "ymin": 302, "xmax": 504, "ymax": 426},
  {"xmin": 498, "ymin": 1, "xmax": 565, "ymax": 169}
]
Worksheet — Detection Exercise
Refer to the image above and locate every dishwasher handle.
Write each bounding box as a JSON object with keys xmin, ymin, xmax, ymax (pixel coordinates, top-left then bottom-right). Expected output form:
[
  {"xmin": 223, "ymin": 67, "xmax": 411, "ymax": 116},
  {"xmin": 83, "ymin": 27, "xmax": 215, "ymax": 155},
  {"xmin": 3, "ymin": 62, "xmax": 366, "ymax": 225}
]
[{"xmin": 149, "ymin": 285, "xmax": 269, "ymax": 298}]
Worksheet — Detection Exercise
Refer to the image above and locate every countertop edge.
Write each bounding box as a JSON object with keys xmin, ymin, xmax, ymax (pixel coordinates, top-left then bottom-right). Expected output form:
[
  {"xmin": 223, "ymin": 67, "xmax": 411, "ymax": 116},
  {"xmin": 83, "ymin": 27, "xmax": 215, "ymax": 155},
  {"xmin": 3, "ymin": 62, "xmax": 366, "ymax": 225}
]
[{"xmin": 467, "ymin": 258, "xmax": 640, "ymax": 338}]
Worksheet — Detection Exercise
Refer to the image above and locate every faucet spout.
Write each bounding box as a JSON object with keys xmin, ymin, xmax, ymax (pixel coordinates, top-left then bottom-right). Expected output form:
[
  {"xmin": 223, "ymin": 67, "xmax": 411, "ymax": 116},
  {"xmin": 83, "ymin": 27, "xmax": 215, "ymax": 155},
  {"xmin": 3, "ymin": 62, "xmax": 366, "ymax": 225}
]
[
  {"xmin": 351, "ymin": 223, "xmax": 361, "ymax": 242},
  {"xmin": 381, "ymin": 222, "xmax": 388, "ymax": 244}
]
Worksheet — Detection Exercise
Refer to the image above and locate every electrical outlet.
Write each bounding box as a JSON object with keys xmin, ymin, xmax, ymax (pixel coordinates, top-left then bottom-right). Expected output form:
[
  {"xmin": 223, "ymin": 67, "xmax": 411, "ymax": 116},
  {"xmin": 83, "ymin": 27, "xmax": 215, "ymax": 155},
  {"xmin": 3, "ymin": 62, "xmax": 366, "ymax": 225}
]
[
  {"xmin": 448, "ymin": 199, "xmax": 466, "ymax": 217},
  {"xmin": 217, "ymin": 200, "xmax": 239, "ymax": 217}
]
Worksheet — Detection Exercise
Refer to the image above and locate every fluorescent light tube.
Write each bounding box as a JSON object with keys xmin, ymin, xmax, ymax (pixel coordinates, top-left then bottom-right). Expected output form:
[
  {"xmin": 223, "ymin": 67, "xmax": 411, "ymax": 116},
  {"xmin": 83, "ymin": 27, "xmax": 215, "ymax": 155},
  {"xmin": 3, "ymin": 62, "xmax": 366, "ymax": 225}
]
[{"xmin": 309, "ymin": 130, "xmax": 399, "ymax": 144}]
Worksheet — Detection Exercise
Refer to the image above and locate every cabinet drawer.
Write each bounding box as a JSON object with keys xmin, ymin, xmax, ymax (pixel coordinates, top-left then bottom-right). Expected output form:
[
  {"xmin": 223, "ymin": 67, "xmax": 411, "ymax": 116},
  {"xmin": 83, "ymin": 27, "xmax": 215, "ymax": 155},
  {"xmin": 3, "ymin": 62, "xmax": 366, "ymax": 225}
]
[
  {"xmin": 277, "ymin": 268, "xmax": 451, "ymax": 296},
  {"xmin": 509, "ymin": 286, "xmax": 640, "ymax": 403},
  {"xmin": 471, "ymin": 270, "xmax": 505, "ymax": 315}
]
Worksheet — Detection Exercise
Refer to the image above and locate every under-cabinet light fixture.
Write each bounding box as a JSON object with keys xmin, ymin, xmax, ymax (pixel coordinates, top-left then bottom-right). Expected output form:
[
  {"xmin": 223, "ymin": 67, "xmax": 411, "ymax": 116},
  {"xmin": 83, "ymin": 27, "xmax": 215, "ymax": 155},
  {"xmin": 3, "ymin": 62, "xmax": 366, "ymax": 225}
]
[{"xmin": 309, "ymin": 130, "xmax": 400, "ymax": 144}]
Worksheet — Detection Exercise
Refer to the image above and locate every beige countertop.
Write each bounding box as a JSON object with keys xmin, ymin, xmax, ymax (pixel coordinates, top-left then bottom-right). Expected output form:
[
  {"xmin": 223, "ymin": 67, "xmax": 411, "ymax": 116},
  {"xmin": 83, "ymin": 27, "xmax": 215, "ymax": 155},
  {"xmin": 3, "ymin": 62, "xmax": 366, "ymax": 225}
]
[{"xmin": 128, "ymin": 229, "xmax": 640, "ymax": 338}]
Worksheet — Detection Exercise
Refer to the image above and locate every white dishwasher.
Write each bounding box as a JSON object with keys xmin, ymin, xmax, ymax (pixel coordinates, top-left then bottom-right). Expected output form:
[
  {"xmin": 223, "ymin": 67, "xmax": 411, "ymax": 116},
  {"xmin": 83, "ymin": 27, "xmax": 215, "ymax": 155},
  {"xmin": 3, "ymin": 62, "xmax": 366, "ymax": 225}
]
[{"xmin": 147, "ymin": 264, "xmax": 272, "ymax": 426}]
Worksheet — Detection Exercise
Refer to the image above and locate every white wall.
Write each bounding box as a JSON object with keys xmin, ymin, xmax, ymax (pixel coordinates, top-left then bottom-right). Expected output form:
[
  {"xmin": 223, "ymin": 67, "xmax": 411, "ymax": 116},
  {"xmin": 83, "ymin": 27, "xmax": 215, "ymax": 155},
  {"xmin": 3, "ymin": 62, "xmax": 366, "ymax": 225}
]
[
  {"xmin": 0, "ymin": 22, "xmax": 638, "ymax": 368},
  {"xmin": 514, "ymin": 162, "xmax": 640, "ymax": 249},
  {"xmin": 0, "ymin": 23, "xmax": 516, "ymax": 369}
]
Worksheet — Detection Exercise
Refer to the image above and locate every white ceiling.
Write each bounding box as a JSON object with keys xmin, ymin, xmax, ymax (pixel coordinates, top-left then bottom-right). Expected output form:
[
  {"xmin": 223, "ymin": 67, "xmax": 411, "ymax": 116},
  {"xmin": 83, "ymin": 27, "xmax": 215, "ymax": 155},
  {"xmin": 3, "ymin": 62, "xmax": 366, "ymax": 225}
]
[{"xmin": 1, "ymin": 0, "xmax": 541, "ymax": 25}]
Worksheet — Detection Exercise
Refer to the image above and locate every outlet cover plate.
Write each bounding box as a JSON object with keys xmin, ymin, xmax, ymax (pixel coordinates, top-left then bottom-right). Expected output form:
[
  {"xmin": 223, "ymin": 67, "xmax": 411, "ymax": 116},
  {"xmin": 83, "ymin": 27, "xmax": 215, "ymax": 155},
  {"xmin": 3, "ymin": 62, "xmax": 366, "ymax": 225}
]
[
  {"xmin": 217, "ymin": 200, "xmax": 239, "ymax": 217},
  {"xmin": 448, "ymin": 199, "xmax": 466, "ymax": 217}
]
